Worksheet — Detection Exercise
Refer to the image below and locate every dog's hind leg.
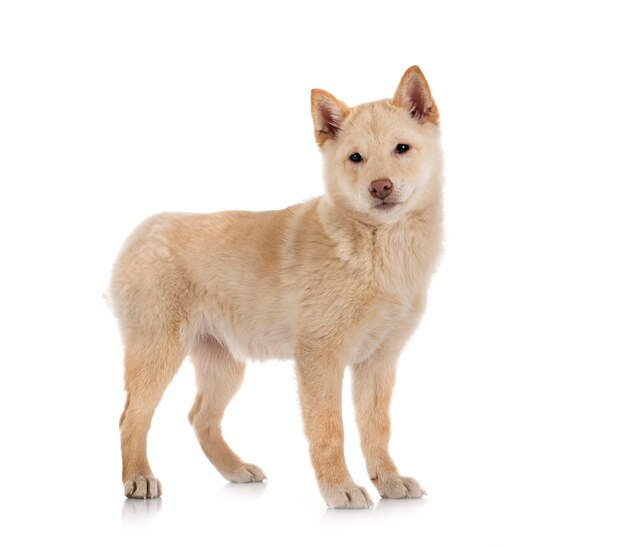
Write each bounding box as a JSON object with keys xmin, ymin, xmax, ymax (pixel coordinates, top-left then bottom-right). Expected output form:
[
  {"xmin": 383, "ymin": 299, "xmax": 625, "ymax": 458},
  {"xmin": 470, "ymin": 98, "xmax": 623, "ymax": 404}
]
[
  {"xmin": 188, "ymin": 338, "xmax": 265, "ymax": 483},
  {"xmin": 120, "ymin": 332, "xmax": 185, "ymax": 499}
]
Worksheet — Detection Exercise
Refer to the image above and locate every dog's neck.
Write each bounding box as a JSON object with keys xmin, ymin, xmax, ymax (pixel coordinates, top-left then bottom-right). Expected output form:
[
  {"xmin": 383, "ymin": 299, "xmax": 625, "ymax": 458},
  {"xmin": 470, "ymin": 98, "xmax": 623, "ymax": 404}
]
[
  {"xmin": 314, "ymin": 192, "xmax": 442, "ymax": 300},
  {"xmin": 316, "ymin": 188, "xmax": 442, "ymax": 276}
]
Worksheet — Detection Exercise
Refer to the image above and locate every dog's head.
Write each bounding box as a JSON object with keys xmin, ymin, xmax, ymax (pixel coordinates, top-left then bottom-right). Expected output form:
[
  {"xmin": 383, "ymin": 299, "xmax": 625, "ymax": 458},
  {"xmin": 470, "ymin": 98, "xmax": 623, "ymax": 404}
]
[{"xmin": 312, "ymin": 66, "xmax": 442, "ymax": 225}]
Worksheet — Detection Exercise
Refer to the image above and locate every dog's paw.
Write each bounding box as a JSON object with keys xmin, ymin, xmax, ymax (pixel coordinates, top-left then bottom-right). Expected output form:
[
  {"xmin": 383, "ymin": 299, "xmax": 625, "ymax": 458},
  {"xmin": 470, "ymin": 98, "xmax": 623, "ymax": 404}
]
[
  {"xmin": 222, "ymin": 463, "xmax": 266, "ymax": 483},
  {"xmin": 373, "ymin": 474, "xmax": 426, "ymax": 499},
  {"xmin": 321, "ymin": 482, "xmax": 373, "ymax": 509},
  {"xmin": 124, "ymin": 475, "xmax": 162, "ymax": 499}
]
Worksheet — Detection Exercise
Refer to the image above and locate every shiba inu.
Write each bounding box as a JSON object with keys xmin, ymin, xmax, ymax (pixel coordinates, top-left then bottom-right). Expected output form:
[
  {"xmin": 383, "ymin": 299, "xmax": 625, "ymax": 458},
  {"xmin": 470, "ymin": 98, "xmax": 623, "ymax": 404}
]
[{"xmin": 109, "ymin": 65, "xmax": 443, "ymax": 508}]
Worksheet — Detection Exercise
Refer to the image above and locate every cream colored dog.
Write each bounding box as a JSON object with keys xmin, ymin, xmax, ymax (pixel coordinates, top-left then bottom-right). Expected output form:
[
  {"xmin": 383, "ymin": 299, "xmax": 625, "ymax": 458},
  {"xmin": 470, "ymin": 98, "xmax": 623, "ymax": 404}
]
[{"xmin": 110, "ymin": 65, "xmax": 443, "ymax": 508}]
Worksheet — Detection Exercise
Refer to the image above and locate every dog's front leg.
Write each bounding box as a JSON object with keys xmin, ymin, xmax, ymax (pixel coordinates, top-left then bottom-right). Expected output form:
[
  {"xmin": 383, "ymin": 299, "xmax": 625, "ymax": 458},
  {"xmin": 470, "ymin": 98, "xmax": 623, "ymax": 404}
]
[
  {"xmin": 296, "ymin": 350, "xmax": 373, "ymax": 508},
  {"xmin": 352, "ymin": 346, "xmax": 426, "ymax": 499}
]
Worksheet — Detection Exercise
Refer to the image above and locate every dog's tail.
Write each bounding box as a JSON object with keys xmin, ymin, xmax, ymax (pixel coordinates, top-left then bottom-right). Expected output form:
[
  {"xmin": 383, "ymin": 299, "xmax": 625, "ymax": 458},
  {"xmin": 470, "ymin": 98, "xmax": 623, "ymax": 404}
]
[{"xmin": 102, "ymin": 289, "xmax": 113, "ymax": 311}]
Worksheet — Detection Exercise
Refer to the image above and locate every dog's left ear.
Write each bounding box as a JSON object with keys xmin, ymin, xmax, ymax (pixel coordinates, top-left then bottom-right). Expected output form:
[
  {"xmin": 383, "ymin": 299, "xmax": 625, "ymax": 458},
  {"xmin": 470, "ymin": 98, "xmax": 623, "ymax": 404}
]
[
  {"xmin": 393, "ymin": 65, "xmax": 439, "ymax": 124},
  {"xmin": 311, "ymin": 89, "xmax": 350, "ymax": 147}
]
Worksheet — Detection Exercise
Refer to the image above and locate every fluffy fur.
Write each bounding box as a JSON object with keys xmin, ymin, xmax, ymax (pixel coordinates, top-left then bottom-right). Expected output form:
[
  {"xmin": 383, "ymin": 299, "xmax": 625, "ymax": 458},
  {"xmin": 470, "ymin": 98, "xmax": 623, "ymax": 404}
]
[{"xmin": 110, "ymin": 65, "xmax": 443, "ymax": 508}]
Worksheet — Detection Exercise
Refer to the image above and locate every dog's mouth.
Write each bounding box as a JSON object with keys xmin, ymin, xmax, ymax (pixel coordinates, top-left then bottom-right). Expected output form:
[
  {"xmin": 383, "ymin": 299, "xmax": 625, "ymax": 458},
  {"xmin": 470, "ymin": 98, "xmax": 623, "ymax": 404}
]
[
  {"xmin": 371, "ymin": 189, "xmax": 415, "ymax": 212},
  {"xmin": 373, "ymin": 201, "xmax": 401, "ymax": 210}
]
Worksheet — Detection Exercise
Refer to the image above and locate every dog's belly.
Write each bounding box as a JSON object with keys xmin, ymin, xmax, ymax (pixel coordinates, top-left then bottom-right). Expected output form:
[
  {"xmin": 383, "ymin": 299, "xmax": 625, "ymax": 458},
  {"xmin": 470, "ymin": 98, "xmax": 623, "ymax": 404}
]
[
  {"xmin": 186, "ymin": 303, "xmax": 295, "ymax": 363},
  {"xmin": 185, "ymin": 281, "xmax": 419, "ymax": 365},
  {"xmin": 218, "ymin": 323, "xmax": 295, "ymax": 362}
]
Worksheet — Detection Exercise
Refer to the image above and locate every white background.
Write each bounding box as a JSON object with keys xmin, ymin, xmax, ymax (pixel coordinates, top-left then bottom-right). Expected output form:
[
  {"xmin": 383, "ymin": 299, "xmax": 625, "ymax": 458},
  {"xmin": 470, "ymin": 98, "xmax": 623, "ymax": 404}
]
[{"xmin": 1, "ymin": 1, "xmax": 625, "ymax": 545}]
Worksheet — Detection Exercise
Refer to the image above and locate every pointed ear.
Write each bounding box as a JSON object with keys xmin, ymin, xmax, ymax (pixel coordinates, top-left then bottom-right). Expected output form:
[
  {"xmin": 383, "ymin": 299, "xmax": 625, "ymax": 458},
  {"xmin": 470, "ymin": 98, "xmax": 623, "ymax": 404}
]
[
  {"xmin": 392, "ymin": 65, "xmax": 439, "ymax": 124},
  {"xmin": 311, "ymin": 89, "xmax": 350, "ymax": 147}
]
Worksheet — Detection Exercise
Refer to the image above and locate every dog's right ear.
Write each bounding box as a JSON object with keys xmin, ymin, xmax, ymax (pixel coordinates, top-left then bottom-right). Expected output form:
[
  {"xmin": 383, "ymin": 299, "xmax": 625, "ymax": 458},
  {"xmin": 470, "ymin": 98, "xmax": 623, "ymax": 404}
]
[{"xmin": 311, "ymin": 89, "xmax": 350, "ymax": 147}]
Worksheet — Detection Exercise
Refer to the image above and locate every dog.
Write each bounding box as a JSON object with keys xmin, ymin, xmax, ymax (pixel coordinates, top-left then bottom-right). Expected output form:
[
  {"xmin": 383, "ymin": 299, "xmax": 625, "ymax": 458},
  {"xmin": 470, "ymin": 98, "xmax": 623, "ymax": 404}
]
[{"xmin": 109, "ymin": 65, "xmax": 443, "ymax": 508}]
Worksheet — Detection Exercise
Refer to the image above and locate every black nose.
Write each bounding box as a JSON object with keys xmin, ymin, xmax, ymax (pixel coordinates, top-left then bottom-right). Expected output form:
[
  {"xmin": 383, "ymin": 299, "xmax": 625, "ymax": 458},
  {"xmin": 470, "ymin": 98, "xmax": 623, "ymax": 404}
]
[{"xmin": 369, "ymin": 178, "xmax": 394, "ymax": 200}]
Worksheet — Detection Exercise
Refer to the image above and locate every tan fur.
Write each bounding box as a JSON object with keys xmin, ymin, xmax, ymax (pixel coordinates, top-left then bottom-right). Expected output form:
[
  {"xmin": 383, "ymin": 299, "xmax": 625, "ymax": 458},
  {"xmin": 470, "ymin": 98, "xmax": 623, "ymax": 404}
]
[{"xmin": 110, "ymin": 65, "xmax": 443, "ymax": 508}]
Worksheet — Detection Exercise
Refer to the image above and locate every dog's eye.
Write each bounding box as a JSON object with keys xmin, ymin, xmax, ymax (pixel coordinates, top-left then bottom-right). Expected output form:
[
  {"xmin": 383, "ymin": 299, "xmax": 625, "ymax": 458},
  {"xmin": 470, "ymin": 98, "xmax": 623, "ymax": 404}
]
[
  {"xmin": 349, "ymin": 153, "xmax": 362, "ymax": 163},
  {"xmin": 395, "ymin": 144, "xmax": 410, "ymax": 154}
]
